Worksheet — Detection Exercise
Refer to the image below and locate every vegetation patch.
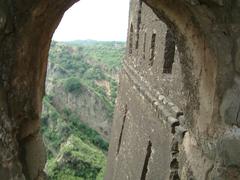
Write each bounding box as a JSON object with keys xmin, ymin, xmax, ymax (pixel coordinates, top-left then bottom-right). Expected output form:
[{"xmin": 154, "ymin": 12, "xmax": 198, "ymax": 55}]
[
  {"xmin": 64, "ymin": 77, "xmax": 84, "ymax": 94},
  {"xmin": 46, "ymin": 135, "xmax": 106, "ymax": 180},
  {"xmin": 42, "ymin": 40, "xmax": 125, "ymax": 179}
]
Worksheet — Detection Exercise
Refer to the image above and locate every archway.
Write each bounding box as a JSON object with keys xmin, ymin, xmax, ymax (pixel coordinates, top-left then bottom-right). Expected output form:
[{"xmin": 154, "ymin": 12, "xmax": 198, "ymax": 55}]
[
  {"xmin": 41, "ymin": 0, "xmax": 129, "ymax": 178},
  {"xmin": 0, "ymin": 0, "xmax": 240, "ymax": 179}
]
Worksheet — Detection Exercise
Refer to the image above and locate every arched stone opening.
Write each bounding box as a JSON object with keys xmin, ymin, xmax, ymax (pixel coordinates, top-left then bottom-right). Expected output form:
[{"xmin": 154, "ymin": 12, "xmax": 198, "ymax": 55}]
[
  {"xmin": 0, "ymin": 0, "xmax": 240, "ymax": 179},
  {"xmin": 0, "ymin": 1, "xmax": 79, "ymax": 179}
]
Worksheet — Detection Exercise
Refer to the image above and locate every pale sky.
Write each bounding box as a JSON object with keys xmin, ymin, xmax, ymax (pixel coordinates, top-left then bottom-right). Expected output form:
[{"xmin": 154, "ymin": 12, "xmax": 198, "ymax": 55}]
[{"xmin": 53, "ymin": 0, "xmax": 130, "ymax": 42}]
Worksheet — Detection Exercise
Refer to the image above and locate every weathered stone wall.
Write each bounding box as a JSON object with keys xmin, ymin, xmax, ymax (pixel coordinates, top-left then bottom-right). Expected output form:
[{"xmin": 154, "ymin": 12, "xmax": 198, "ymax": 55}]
[
  {"xmin": 0, "ymin": 0, "xmax": 78, "ymax": 179},
  {"xmin": 106, "ymin": 0, "xmax": 240, "ymax": 179},
  {"xmin": 106, "ymin": 2, "xmax": 186, "ymax": 179}
]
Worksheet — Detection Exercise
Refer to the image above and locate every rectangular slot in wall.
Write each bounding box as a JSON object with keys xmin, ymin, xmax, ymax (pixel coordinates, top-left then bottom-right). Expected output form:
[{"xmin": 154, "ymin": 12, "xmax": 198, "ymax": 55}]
[
  {"xmin": 135, "ymin": 0, "xmax": 143, "ymax": 50},
  {"xmin": 117, "ymin": 105, "xmax": 128, "ymax": 154},
  {"xmin": 143, "ymin": 32, "xmax": 147, "ymax": 59},
  {"xmin": 149, "ymin": 33, "xmax": 156, "ymax": 66},
  {"xmin": 129, "ymin": 24, "xmax": 134, "ymax": 55},
  {"xmin": 140, "ymin": 140, "xmax": 152, "ymax": 180},
  {"xmin": 163, "ymin": 29, "xmax": 175, "ymax": 74}
]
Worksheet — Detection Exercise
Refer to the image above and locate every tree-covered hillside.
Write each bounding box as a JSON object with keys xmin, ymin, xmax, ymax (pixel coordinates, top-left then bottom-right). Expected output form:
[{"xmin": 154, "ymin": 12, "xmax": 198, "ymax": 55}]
[{"xmin": 41, "ymin": 40, "xmax": 125, "ymax": 179}]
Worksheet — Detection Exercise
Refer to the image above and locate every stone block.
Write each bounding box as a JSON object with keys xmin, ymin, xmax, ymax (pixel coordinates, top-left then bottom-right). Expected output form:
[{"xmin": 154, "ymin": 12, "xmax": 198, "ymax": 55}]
[
  {"xmin": 220, "ymin": 78, "xmax": 240, "ymax": 127},
  {"xmin": 235, "ymin": 38, "xmax": 240, "ymax": 74},
  {"xmin": 217, "ymin": 128, "xmax": 240, "ymax": 167}
]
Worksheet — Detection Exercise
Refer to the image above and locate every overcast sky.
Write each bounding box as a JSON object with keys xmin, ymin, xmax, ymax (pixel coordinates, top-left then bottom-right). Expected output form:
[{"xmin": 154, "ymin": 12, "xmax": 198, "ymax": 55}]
[{"xmin": 53, "ymin": 0, "xmax": 130, "ymax": 42}]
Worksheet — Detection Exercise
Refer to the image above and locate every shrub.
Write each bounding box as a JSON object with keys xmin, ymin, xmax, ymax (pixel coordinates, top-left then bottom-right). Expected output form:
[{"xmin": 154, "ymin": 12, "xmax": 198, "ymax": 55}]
[
  {"xmin": 46, "ymin": 135, "xmax": 106, "ymax": 180},
  {"xmin": 83, "ymin": 67, "xmax": 105, "ymax": 80},
  {"xmin": 64, "ymin": 77, "xmax": 83, "ymax": 93}
]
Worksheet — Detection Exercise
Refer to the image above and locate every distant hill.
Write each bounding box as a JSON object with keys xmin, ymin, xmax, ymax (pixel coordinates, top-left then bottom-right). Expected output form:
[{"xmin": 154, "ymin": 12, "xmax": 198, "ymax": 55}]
[
  {"xmin": 63, "ymin": 39, "xmax": 126, "ymax": 46},
  {"xmin": 41, "ymin": 40, "xmax": 125, "ymax": 179}
]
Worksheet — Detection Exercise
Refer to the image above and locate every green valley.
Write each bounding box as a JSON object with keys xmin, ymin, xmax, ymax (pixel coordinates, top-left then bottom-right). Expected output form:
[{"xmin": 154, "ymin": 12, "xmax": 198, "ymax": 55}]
[{"xmin": 41, "ymin": 40, "xmax": 125, "ymax": 179}]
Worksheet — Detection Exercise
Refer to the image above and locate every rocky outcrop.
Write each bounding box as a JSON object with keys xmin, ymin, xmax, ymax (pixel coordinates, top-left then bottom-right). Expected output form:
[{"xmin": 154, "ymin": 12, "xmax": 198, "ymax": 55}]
[
  {"xmin": 52, "ymin": 88, "xmax": 111, "ymax": 139},
  {"xmin": 44, "ymin": 41, "xmax": 116, "ymax": 139},
  {"xmin": 46, "ymin": 77, "xmax": 112, "ymax": 140}
]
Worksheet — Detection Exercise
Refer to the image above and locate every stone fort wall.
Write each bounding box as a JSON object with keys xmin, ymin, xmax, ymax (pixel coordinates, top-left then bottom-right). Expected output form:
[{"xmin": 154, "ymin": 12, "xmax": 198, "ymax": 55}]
[
  {"xmin": 106, "ymin": 0, "xmax": 240, "ymax": 179},
  {"xmin": 105, "ymin": 0, "xmax": 191, "ymax": 179}
]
